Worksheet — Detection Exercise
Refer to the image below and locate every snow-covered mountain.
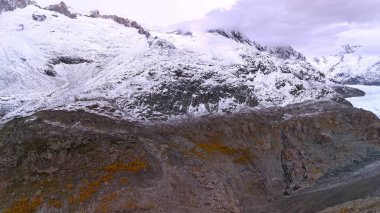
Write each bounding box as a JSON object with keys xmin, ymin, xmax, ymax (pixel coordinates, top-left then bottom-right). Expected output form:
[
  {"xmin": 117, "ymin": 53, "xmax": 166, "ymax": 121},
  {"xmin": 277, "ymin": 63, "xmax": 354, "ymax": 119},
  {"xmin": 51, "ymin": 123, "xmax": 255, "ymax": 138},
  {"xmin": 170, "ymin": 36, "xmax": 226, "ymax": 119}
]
[
  {"xmin": 0, "ymin": 2, "xmax": 339, "ymax": 123},
  {"xmin": 311, "ymin": 45, "xmax": 380, "ymax": 85}
]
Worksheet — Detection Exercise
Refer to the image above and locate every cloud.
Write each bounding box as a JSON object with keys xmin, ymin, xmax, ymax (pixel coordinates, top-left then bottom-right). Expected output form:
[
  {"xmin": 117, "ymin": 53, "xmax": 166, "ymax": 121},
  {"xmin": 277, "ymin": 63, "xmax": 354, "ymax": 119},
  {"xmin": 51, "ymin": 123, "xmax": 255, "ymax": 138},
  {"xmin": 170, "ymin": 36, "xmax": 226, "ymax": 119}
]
[{"xmin": 181, "ymin": 0, "xmax": 380, "ymax": 56}]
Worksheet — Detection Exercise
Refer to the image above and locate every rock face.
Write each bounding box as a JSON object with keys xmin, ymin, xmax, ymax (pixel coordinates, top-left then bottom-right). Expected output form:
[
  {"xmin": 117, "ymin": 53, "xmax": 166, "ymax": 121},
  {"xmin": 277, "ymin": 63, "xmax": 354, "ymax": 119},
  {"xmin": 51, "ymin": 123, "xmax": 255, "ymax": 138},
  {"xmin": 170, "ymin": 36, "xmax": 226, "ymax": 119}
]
[
  {"xmin": 332, "ymin": 85, "xmax": 366, "ymax": 98},
  {"xmin": 311, "ymin": 44, "xmax": 380, "ymax": 85},
  {"xmin": 32, "ymin": 13, "xmax": 46, "ymax": 21},
  {"xmin": 208, "ymin": 29, "xmax": 265, "ymax": 50},
  {"xmin": 269, "ymin": 46, "xmax": 307, "ymax": 61},
  {"xmin": 0, "ymin": 101, "xmax": 379, "ymax": 212},
  {"xmin": 44, "ymin": 1, "xmax": 76, "ymax": 18},
  {"xmin": 88, "ymin": 10, "xmax": 150, "ymax": 37}
]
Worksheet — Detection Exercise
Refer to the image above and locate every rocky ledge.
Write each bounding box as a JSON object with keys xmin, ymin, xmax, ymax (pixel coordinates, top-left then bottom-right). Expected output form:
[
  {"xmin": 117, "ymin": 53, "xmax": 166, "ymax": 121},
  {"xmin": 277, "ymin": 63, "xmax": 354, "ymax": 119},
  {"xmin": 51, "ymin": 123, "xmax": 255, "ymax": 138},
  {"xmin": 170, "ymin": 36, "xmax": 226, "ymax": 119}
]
[{"xmin": 0, "ymin": 100, "xmax": 379, "ymax": 212}]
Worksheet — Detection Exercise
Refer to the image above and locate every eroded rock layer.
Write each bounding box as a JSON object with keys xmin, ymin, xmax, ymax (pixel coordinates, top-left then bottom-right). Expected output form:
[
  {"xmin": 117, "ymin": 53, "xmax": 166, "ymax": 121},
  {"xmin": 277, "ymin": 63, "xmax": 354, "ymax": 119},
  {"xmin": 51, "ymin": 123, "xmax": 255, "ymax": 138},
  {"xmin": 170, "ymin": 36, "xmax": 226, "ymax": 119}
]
[{"xmin": 0, "ymin": 101, "xmax": 379, "ymax": 212}]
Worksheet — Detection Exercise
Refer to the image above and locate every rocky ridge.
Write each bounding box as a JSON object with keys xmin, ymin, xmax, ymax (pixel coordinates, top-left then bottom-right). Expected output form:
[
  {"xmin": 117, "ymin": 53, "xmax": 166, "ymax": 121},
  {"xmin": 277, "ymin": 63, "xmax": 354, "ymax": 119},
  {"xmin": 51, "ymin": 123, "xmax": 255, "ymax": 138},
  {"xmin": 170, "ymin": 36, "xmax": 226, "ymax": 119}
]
[{"xmin": 0, "ymin": 101, "xmax": 379, "ymax": 212}]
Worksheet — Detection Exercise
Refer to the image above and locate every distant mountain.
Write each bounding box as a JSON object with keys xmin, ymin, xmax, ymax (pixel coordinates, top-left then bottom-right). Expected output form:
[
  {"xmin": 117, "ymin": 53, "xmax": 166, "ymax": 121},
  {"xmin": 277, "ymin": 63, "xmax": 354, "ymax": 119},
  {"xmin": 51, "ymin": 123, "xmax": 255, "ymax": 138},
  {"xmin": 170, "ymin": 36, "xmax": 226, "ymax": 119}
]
[
  {"xmin": 311, "ymin": 44, "xmax": 380, "ymax": 85},
  {"xmin": 0, "ymin": 4, "xmax": 340, "ymax": 123},
  {"xmin": 0, "ymin": 0, "xmax": 34, "ymax": 12}
]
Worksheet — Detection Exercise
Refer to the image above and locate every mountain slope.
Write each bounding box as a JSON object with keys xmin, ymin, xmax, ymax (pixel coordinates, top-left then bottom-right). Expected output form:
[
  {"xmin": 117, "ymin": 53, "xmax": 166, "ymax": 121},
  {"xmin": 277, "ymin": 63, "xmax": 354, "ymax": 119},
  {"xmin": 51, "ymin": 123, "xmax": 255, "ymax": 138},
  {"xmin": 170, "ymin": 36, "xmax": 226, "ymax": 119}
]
[
  {"xmin": 0, "ymin": 4, "xmax": 339, "ymax": 124},
  {"xmin": 311, "ymin": 45, "xmax": 380, "ymax": 85},
  {"xmin": 0, "ymin": 101, "xmax": 379, "ymax": 212}
]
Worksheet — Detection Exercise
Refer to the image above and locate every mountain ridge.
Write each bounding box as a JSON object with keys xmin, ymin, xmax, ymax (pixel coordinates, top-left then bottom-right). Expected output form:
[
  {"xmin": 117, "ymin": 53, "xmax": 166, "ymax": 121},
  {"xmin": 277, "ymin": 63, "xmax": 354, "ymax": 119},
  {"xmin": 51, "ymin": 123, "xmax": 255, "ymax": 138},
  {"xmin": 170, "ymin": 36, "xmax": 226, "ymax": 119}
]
[{"xmin": 0, "ymin": 2, "xmax": 344, "ymax": 125}]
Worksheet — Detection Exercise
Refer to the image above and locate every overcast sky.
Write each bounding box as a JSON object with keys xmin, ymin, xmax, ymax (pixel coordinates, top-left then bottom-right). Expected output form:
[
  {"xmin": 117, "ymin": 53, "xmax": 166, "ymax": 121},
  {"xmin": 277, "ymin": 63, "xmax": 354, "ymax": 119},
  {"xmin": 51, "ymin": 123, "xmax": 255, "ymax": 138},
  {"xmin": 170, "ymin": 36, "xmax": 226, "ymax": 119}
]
[{"xmin": 36, "ymin": 0, "xmax": 380, "ymax": 56}]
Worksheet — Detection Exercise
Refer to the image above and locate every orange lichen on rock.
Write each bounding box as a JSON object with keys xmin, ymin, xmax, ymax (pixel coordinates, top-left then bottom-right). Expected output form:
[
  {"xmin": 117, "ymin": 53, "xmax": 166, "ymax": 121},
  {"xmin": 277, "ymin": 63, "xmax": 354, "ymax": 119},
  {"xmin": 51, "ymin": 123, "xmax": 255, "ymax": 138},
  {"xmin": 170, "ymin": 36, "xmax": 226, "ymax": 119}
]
[
  {"xmin": 233, "ymin": 156, "xmax": 250, "ymax": 165},
  {"xmin": 311, "ymin": 167, "xmax": 321, "ymax": 175},
  {"xmin": 122, "ymin": 203, "xmax": 140, "ymax": 210},
  {"xmin": 120, "ymin": 177, "xmax": 129, "ymax": 185},
  {"xmin": 3, "ymin": 197, "xmax": 43, "ymax": 213},
  {"xmin": 196, "ymin": 142, "xmax": 237, "ymax": 155},
  {"xmin": 66, "ymin": 183, "xmax": 74, "ymax": 191},
  {"xmin": 68, "ymin": 161, "xmax": 147, "ymax": 205},
  {"xmin": 95, "ymin": 192, "xmax": 118, "ymax": 213},
  {"xmin": 182, "ymin": 147, "xmax": 204, "ymax": 158},
  {"xmin": 103, "ymin": 161, "xmax": 148, "ymax": 173},
  {"xmin": 48, "ymin": 198, "xmax": 63, "ymax": 208},
  {"xmin": 100, "ymin": 173, "xmax": 114, "ymax": 183},
  {"xmin": 196, "ymin": 141, "xmax": 254, "ymax": 165},
  {"xmin": 69, "ymin": 179, "xmax": 102, "ymax": 204}
]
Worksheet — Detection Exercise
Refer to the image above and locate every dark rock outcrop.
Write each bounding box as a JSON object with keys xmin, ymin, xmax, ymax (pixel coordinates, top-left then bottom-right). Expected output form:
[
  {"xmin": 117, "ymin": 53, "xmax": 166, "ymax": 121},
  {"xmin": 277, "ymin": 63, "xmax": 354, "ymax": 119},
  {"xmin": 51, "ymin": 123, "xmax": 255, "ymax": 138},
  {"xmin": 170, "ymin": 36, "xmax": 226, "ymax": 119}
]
[
  {"xmin": 0, "ymin": 101, "xmax": 379, "ymax": 212},
  {"xmin": 44, "ymin": 1, "xmax": 76, "ymax": 18},
  {"xmin": 51, "ymin": 56, "xmax": 93, "ymax": 65},
  {"xmin": 171, "ymin": 30, "xmax": 193, "ymax": 36},
  {"xmin": 269, "ymin": 46, "xmax": 307, "ymax": 61},
  {"xmin": 332, "ymin": 85, "xmax": 366, "ymax": 98},
  {"xmin": 88, "ymin": 10, "xmax": 150, "ymax": 37},
  {"xmin": 43, "ymin": 56, "xmax": 92, "ymax": 77},
  {"xmin": 341, "ymin": 44, "xmax": 361, "ymax": 54},
  {"xmin": 32, "ymin": 13, "xmax": 46, "ymax": 21},
  {"xmin": 208, "ymin": 29, "xmax": 265, "ymax": 51}
]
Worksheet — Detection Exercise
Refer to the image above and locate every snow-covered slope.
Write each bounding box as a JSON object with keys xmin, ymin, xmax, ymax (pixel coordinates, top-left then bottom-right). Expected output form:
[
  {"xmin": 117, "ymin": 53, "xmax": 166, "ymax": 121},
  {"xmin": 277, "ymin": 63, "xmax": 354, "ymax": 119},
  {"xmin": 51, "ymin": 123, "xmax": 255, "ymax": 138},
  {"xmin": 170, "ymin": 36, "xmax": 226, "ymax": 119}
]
[
  {"xmin": 311, "ymin": 45, "xmax": 380, "ymax": 85},
  {"xmin": 0, "ymin": 4, "xmax": 338, "ymax": 123}
]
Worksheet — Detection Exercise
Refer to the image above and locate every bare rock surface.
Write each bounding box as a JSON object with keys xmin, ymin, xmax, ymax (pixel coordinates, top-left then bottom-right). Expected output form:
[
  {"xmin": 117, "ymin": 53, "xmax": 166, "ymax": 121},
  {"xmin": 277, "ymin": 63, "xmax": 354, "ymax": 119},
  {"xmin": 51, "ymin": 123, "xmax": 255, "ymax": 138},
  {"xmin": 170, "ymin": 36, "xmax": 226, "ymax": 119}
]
[
  {"xmin": 0, "ymin": 101, "xmax": 379, "ymax": 212},
  {"xmin": 44, "ymin": 1, "xmax": 76, "ymax": 18}
]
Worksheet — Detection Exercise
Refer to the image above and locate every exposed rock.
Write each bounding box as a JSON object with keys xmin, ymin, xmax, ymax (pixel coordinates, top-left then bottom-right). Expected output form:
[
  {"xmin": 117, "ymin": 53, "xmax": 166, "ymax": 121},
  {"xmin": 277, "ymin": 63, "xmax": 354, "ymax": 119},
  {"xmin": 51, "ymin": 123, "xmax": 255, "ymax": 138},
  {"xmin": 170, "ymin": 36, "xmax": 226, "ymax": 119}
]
[
  {"xmin": 16, "ymin": 24, "xmax": 24, "ymax": 31},
  {"xmin": 332, "ymin": 85, "xmax": 366, "ymax": 98},
  {"xmin": 0, "ymin": 101, "xmax": 379, "ymax": 212},
  {"xmin": 44, "ymin": 1, "xmax": 76, "ymax": 18},
  {"xmin": 208, "ymin": 29, "xmax": 252, "ymax": 45},
  {"xmin": 44, "ymin": 65, "xmax": 56, "ymax": 77},
  {"xmin": 42, "ymin": 57, "xmax": 92, "ymax": 77},
  {"xmin": 51, "ymin": 56, "xmax": 93, "ymax": 65},
  {"xmin": 149, "ymin": 38, "xmax": 176, "ymax": 49},
  {"xmin": 341, "ymin": 44, "xmax": 361, "ymax": 54},
  {"xmin": 171, "ymin": 30, "xmax": 193, "ymax": 36},
  {"xmin": 269, "ymin": 46, "xmax": 307, "ymax": 61},
  {"xmin": 208, "ymin": 29, "xmax": 265, "ymax": 51},
  {"xmin": 88, "ymin": 10, "xmax": 150, "ymax": 37},
  {"xmin": 32, "ymin": 13, "xmax": 46, "ymax": 21}
]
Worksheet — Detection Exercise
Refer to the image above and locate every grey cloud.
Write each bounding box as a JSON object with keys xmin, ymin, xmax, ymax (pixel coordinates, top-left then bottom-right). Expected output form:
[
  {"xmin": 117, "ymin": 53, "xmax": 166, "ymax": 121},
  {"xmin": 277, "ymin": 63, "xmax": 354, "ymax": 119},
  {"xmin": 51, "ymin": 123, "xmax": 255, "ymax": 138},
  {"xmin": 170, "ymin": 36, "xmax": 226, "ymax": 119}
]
[{"xmin": 182, "ymin": 0, "xmax": 380, "ymax": 55}]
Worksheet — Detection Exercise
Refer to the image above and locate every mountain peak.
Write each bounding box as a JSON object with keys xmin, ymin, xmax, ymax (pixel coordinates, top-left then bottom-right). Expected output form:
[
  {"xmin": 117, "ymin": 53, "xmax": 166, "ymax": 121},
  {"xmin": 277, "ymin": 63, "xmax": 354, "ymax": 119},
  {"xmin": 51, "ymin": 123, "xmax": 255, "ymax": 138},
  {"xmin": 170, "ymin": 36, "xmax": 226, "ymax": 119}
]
[
  {"xmin": 88, "ymin": 10, "xmax": 150, "ymax": 37},
  {"xmin": 269, "ymin": 46, "xmax": 306, "ymax": 61},
  {"xmin": 208, "ymin": 29, "xmax": 251, "ymax": 45},
  {"xmin": 44, "ymin": 1, "xmax": 76, "ymax": 18},
  {"xmin": 208, "ymin": 29, "xmax": 265, "ymax": 51},
  {"xmin": 340, "ymin": 44, "xmax": 361, "ymax": 54}
]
